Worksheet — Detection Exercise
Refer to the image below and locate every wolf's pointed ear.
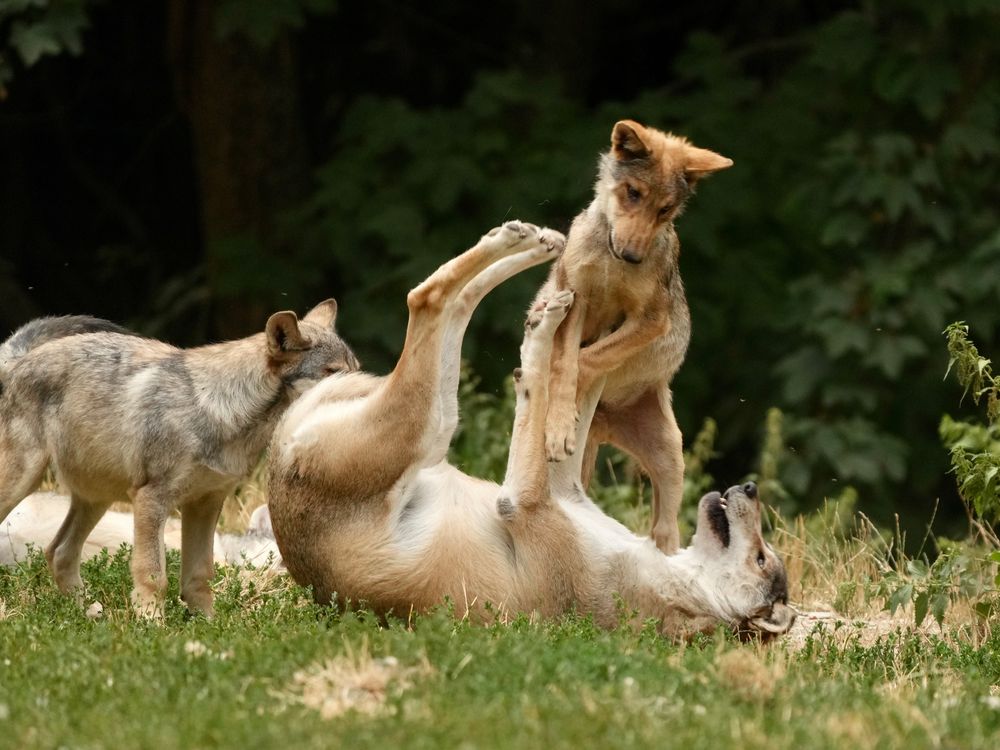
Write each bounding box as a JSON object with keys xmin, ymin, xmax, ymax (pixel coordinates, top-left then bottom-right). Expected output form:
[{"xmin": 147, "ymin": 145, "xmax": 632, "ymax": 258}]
[
  {"xmin": 611, "ymin": 120, "xmax": 650, "ymax": 161},
  {"xmin": 303, "ymin": 298, "xmax": 338, "ymax": 330},
  {"xmin": 266, "ymin": 311, "xmax": 310, "ymax": 359},
  {"xmin": 683, "ymin": 146, "xmax": 733, "ymax": 178}
]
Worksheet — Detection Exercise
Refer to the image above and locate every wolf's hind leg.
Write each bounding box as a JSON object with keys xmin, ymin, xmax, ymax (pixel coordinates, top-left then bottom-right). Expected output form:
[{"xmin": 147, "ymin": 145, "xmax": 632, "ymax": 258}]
[
  {"xmin": 497, "ymin": 291, "xmax": 574, "ymax": 517},
  {"xmin": 278, "ymin": 223, "xmax": 561, "ymax": 504},
  {"xmin": 0, "ymin": 442, "xmax": 48, "ymax": 523},
  {"xmin": 421, "ymin": 229, "xmax": 565, "ymax": 466},
  {"xmin": 45, "ymin": 494, "xmax": 110, "ymax": 595}
]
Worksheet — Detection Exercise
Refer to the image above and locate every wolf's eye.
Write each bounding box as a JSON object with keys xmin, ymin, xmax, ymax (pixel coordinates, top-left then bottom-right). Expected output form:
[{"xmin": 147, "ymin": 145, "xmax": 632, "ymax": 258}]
[
  {"xmin": 658, "ymin": 204, "xmax": 673, "ymax": 218},
  {"xmin": 756, "ymin": 551, "xmax": 766, "ymax": 569},
  {"xmin": 323, "ymin": 365, "xmax": 342, "ymax": 376},
  {"xmin": 626, "ymin": 185, "xmax": 641, "ymax": 202}
]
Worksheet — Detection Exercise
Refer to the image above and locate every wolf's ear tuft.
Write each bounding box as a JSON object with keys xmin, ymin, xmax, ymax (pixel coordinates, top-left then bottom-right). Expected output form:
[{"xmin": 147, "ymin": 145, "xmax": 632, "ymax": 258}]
[
  {"xmin": 683, "ymin": 146, "xmax": 733, "ymax": 178},
  {"xmin": 611, "ymin": 120, "xmax": 650, "ymax": 161},
  {"xmin": 303, "ymin": 298, "xmax": 338, "ymax": 330},
  {"xmin": 266, "ymin": 311, "xmax": 310, "ymax": 358}
]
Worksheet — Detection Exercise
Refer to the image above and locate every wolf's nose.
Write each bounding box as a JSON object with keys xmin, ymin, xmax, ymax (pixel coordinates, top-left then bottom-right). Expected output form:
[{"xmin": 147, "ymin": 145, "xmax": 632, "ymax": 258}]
[
  {"xmin": 620, "ymin": 249, "xmax": 642, "ymax": 264},
  {"xmin": 743, "ymin": 482, "xmax": 758, "ymax": 499}
]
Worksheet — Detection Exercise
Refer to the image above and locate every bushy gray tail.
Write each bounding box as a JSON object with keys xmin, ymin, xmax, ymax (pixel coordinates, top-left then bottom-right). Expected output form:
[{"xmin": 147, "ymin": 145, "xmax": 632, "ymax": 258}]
[{"xmin": 0, "ymin": 315, "xmax": 140, "ymax": 390}]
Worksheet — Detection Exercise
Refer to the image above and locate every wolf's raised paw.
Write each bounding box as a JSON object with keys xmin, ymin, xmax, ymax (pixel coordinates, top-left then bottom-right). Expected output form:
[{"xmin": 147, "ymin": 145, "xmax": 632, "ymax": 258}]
[
  {"xmin": 534, "ymin": 291, "xmax": 573, "ymax": 336},
  {"xmin": 545, "ymin": 408, "xmax": 578, "ymax": 462},
  {"xmin": 538, "ymin": 228, "xmax": 566, "ymax": 256},
  {"xmin": 526, "ymin": 290, "xmax": 573, "ymax": 334},
  {"xmin": 487, "ymin": 220, "xmax": 535, "ymax": 242},
  {"xmin": 545, "ymin": 289, "xmax": 574, "ymax": 313}
]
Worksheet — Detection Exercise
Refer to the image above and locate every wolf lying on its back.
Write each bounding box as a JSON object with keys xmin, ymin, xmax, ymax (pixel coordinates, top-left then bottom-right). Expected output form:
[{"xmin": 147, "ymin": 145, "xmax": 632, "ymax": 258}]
[
  {"xmin": 0, "ymin": 305, "xmax": 356, "ymax": 616},
  {"xmin": 267, "ymin": 223, "xmax": 794, "ymax": 638}
]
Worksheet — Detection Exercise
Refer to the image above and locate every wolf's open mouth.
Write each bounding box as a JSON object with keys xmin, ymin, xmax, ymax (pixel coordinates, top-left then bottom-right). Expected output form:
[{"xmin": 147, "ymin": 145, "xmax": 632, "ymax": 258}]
[
  {"xmin": 607, "ymin": 230, "xmax": 624, "ymax": 261},
  {"xmin": 706, "ymin": 493, "xmax": 730, "ymax": 548}
]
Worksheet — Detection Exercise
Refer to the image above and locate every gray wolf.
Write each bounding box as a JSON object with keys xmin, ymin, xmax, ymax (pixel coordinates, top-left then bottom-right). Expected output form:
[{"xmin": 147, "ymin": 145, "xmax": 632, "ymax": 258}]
[
  {"xmin": 267, "ymin": 222, "xmax": 794, "ymax": 638},
  {"xmin": 537, "ymin": 120, "xmax": 733, "ymax": 554},
  {"xmin": 0, "ymin": 303, "xmax": 355, "ymax": 616}
]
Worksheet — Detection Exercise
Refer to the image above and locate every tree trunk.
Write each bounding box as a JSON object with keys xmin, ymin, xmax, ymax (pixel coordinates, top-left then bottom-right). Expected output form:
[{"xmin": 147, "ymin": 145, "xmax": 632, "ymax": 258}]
[{"xmin": 166, "ymin": 0, "xmax": 309, "ymax": 338}]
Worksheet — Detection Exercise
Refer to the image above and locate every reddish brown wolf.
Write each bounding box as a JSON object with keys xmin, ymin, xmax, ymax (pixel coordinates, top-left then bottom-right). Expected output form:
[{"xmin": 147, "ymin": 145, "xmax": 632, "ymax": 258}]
[{"xmin": 537, "ymin": 120, "xmax": 733, "ymax": 554}]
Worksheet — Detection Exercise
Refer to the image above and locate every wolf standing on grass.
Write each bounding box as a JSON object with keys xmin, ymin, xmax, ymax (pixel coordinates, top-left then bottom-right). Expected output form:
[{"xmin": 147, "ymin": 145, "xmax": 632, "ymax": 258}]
[
  {"xmin": 539, "ymin": 120, "xmax": 733, "ymax": 554},
  {"xmin": 0, "ymin": 304, "xmax": 357, "ymax": 617}
]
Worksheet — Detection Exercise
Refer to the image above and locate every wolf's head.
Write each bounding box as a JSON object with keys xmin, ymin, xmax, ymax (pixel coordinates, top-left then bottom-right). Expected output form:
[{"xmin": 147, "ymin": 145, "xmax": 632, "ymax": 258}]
[
  {"xmin": 596, "ymin": 120, "xmax": 732, "ymax": 265},
  {"xmin": 265, "ymin": 299, "xmax": 361, "ymax": 395},
  {"xmin": 690, "ymin": 481, "xmax": 796, "ymax": 638}
]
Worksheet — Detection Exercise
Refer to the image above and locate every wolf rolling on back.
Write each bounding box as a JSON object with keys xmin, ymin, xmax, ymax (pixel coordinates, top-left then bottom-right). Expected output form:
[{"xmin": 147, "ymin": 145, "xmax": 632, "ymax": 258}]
[{"xmin": 0, "ymin": 303, "xmax": 358, "ymax": 617}]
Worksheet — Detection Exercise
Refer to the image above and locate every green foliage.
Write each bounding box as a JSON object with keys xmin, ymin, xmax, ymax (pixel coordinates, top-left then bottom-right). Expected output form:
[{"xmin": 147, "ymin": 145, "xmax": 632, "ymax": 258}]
[
  {"xmin": 214, "ymin": 0, "xmax": 337, "ymax": 49},
  {"xmin": 5, "ymin": 0, "xmax": 1000, "ymax": 529},
  {"xmin": 757, "ymin": 1, "xmax": 1000, "ymax": 511},
  {"xmin": 941, "ymin": 323, "xmax": 1000, "ymax": 522},
  {"xmin": 877, "ymin": 547, "xmax": 989, "ymax": 628},
  {"xmin": 0, "ymin": 0, "xmax": 94, "ymax": 89},
  {"xmin": 285, "ymin": 0, "xmax": 1000, "ymax": 523},
  {"xmin": 448, "ymin": 363, "xmax": 515, "ymax": 482},
  {"xmin": 291, "ymin": 72, "xmax": 598, "ymax": 377},
  {"xmin": 945, "ymin": 322, "xmax": 1000, "ymax": 424}
]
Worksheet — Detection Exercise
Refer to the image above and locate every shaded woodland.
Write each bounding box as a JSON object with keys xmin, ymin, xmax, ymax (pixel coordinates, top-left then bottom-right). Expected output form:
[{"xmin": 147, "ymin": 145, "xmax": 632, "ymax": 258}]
[{"xmin": 2, "ymin": 0, "xmax": 1000, "ymax": 536}]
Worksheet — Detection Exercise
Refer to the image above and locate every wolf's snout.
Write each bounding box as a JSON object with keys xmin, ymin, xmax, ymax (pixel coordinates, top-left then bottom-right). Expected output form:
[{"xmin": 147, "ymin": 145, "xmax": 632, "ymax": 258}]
[
  {"xmin": 723, "ymin": 481, "xmax": 758, "ymax": 501},
  {"xmin": 620, "ymin": 248, "xmax": 643, "ymax": 264}
]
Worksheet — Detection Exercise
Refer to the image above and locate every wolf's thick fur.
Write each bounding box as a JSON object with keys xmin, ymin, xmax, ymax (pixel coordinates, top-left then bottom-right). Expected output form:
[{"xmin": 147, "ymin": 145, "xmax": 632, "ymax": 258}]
[
  {"xmin": 267, "ymin": 223, "xmax": 794, "ymax": 638},
  {"xmin": 0, "ymin": 303, "xmax": 355, "ymax": 615},
  {"xmin": 0, "ymin": 315, "xmax": 138, "ymax": 388},
  {"xmin": 538, "ymin": 120, "xmax": 733, "ymax": 554}
]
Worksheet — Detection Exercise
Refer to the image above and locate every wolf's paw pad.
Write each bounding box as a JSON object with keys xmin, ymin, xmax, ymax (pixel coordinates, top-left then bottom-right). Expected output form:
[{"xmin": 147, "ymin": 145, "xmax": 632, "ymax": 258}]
[
  {"xmin": 487, "ymin": 220, "xmax": 535, "ymax": 245},
  {"xmin": 545, "ymin": 290, "xmax": 574, "ymax": 313},
  {"xmin": 525, "ymin": 308, "xmax": 544, "ymax": 331},
  {"xmin": 530, "ymin": 291, "xmax": 572, "ymax": 335},
  {"xmin": 538, "ymin": 228, "xmax": 566, "ymax": 256}
]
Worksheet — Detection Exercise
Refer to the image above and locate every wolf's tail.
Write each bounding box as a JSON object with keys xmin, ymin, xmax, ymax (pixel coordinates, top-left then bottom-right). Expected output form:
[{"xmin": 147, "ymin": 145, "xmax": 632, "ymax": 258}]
[{"xmin": 0, "ymin": 315, "xmax": 139, "ymax": 389}]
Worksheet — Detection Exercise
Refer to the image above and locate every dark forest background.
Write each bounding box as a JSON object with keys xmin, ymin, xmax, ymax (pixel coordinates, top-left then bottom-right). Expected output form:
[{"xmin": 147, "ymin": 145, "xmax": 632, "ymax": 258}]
[{"xmin": 2, "ymin": 0, "xmax": 999, "ymax": 538}]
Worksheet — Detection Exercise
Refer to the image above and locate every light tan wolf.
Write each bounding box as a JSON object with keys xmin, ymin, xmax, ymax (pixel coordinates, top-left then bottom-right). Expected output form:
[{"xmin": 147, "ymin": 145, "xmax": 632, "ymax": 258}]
[
  {"xmin": 0, "ymin": 304, "xmax": 356, "ymax": 616},
  {"xmin": 267, "ymin": 222, "xmax": 794, "ymax": 638},
  {"xmin": 1, "ymin": 491, "xmax": 283, "ymax": 573},
  {"xmin": 537, "ymin": 120, "xmax": 733, "ymax": 555}
]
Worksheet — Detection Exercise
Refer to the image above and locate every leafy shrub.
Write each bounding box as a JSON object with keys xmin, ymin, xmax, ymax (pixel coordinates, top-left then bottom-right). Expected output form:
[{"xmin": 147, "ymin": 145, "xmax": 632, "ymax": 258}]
[{"xmin": 941, "ymin": 322, "xmax": 1000, "ymax": 522}]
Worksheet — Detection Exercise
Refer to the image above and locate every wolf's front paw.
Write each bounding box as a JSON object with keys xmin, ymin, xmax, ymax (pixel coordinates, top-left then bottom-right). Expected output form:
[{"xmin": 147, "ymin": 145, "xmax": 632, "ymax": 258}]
[
  {"xmin": 526, "ymin": 290, "xmax": 573, "ymax": 337},
  {"xmin": 537, "ymin": 228, "xmax": 566, "ymax": 257},
  {"xmin": 131, "ymin": 589, "xmax": 165, "ymax": 622},
  {"xmin": 545, "ymin": 406, "xmax": 578, "ymax": 462}
]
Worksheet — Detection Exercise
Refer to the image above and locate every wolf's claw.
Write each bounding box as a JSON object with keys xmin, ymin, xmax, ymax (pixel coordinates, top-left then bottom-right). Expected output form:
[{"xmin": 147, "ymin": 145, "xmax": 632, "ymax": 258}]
[{"xmin": 545, "ymin": 407, "xmax": 579, "ymax": 462}]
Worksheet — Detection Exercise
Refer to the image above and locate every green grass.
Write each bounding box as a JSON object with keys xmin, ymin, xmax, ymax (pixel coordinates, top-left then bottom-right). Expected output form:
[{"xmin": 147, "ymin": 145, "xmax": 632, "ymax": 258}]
[{"xmin": 2, "ymin": 544, "xmax": 999, "ymax": 750}]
